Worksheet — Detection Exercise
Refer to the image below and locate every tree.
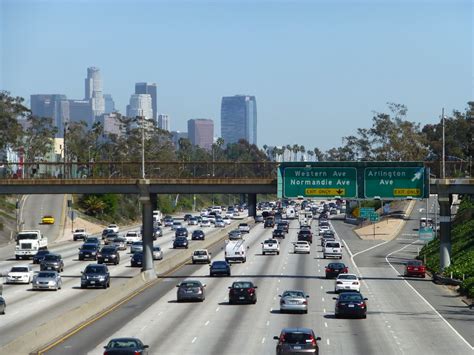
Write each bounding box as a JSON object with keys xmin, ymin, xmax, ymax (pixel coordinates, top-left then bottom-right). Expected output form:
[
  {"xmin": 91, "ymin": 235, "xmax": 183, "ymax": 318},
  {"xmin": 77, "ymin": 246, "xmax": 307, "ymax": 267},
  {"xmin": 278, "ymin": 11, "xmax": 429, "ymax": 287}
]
[
  {"xmin": 292, "ymin": 144, "xmax": 299, "ymax": 162},
  {"xmin": 299, "ymin": 145, "xmax": 305, "ymax": 161},
  {"xmin": 0, "ymin": 91, "xmax": 28, "ymax": 153},
  {"xmin": 23, "ymin": 115, "xmax": 58, "ymax": 164}
]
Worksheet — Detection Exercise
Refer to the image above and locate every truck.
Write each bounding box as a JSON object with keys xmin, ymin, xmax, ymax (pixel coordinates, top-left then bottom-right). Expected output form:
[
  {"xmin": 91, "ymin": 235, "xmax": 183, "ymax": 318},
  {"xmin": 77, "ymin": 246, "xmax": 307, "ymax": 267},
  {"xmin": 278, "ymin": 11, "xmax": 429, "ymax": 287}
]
[
  {"xmin": 72, "ymin": 228, "xmax": 89, "ymax": 241},
  {"xmin": 153, "ymin": 210, "xmax": 163, "ymax": 225},
  {"xmin": 15, "ymin": 230, "xmax": 48, "ymax": 260}
]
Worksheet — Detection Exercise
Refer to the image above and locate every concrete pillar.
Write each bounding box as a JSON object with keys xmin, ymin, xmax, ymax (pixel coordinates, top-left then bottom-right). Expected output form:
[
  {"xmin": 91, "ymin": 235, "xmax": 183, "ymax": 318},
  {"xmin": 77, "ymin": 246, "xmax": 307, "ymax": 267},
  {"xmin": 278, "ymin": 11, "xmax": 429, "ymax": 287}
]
[
  {"xmin": 248, "ymin": 193, "xmax": 257, "ymax": 217},
  {"xmin": 438, "ymin": 194, "xmax": 451, "ymax": 270}
]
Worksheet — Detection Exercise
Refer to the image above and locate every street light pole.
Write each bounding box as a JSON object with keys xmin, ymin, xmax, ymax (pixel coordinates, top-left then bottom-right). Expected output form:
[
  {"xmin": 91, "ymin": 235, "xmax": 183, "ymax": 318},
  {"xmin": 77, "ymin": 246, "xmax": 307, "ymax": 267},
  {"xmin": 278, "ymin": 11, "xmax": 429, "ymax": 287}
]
[
  {"xmin": 442, "ymin": 108, "xmax": 446, "ymax": 179},
  {"xmin": 141, "ymin": 116, "xmax": 145, "ymax": 179}
]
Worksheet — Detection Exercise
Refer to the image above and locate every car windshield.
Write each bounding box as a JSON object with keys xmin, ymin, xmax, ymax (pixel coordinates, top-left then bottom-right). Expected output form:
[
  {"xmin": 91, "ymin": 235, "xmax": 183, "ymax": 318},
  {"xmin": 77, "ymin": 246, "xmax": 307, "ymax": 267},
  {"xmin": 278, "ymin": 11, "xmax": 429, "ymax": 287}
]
[
  {"xmin": 264, "ymin": 240, "xmax": 277, "ymax": 244},
  {"xmin": 101, "ymin": 247, "xmax": 115, "ymax": 253},
  {"xmin": 82, "ymin": 244, "xmax": 97, "ymax": 250},
  {"xmin": 232, "ymin": 282, "xmax": 253, "ymax": 288},
  {"xmin": 86, "ymin": 238, "xmax": 99, "ymax": 243},
  {"xmin": 11, "ymin": 267, "xmax": 29, "ymax": 272},
  {"xmin": 212, "ymin": 262, "xmax": 227, "ymax": 268},
  {"xmin": 37, "ymin": 272, "xmax": 56, "ymax": 278},
  {"xmin": 36, "ymin": 250, "xmax": 50, "ymax": 256},
  {"xmin": 194, "ymin": 251, "xmax": 207, "ymax": 255},
  {"xmin": 339, "ymin": 293, "xmax": 363, "ymax": 301},
  {"xmin": 132, "ymin": 242, "xmax": 142, "ymax": 246},
  {"xmin": 43, "ymin": 255, "xmax": 60, "ymax": 261},
  {"xmin": 326, "ymin": 243, "xmax": 340, "ymax": 248},
  {"xmin": 296, "ymin": 242, "xmax": 308, "ymax": 245},
  {"xmin": 338, "ymin": 274, "xmax": 357, "ymax": 280},
  {"xmin": 282, "ymin": 332, "xmax": 313, "ymax": 344},
  {"xmin": 181, "ymin": 281, "xmax": 201, "ymax": 288},
  {"xmin": 282, "ymin": 291, "xmax": 305, "ymax": 298},
  {"xmin": 407, "ymin": 260, "xmax": 423, "ymax": 266},
  {"xmin": 85, "ymin": 266, "xmax": 106, "ymax": 273},
  {"xmin": 329, "ymin": 263, "xmax": 345, "ymax": 268},
  {"xmin": 153, "ymin": 246, "xmax": 161, "ymax": 251},
  {"xmin": 107, "ymin": 339, "xmax": 140, "ymax": 349}
]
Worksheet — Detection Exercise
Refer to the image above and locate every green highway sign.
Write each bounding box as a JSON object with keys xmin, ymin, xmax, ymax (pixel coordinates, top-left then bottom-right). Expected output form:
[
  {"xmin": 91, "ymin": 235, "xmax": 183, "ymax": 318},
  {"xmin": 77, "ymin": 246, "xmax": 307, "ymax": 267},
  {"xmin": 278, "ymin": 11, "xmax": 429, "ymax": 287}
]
[
  {"xmin": 369, "ymin": 212, "xmax": 380, "ymax": 222},
  {"xmin": 359, "ymin": 207, "xmax": 375, "ymax": 218},
  {"xmin": 364, "ymin": 167, "xmax": 426, "ymax": 199},
  {"xmin": 419, "ymin": 226, "xmax": 434, "ymax": 241},
  {"xmin": 283, "ymin": 167, "xmax": 357, "ymax": 198}
]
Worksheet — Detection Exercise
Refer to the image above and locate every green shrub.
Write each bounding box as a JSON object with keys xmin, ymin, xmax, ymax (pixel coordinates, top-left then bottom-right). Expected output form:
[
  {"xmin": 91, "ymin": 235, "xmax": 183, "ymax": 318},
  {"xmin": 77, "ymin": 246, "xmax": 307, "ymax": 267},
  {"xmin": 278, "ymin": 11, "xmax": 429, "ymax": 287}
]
[{"xmin": 460, "ymin": 277, "xmax": 474, "ymax": 298}]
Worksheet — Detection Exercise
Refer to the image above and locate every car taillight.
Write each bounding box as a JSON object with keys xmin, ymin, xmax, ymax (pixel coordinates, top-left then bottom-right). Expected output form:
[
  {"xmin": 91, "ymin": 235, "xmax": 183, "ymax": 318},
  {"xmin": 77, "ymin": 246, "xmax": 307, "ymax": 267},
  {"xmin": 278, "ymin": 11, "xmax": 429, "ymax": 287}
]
[
  {"xmin": 343, "ymin": 268, "xmax": 348, "ymax": 273},
  {"xmin": 97, "ymin": 254, "xmax": 102, "ymax": 257},
  {"xmin": 248, "ymin": 288, "xmax": 255, "ymax": 293},
  {"xmin": 336, "ymin": 281, "xmax": 343, "ymax": 284},
  {"xmin": 134, "ymin": 351, "xmax": 140, "ymax": 355},
  {"xmin": 358, "ymin": 302, "xmax": 365, "ymax": 308},
  {"xmin": 325, "ymin": 268, "xmax": 331, "ymax": 272},
  {"xmin": 302, "ymin": 300, "xmax": 308, "ymax": 305},
  {"xmin": 309, "ymin": 336, "xmax": 316, "ymax": 346},
  {"xmin": 279, "ymin": 335, "xmax": 285, "ymax": 343}
]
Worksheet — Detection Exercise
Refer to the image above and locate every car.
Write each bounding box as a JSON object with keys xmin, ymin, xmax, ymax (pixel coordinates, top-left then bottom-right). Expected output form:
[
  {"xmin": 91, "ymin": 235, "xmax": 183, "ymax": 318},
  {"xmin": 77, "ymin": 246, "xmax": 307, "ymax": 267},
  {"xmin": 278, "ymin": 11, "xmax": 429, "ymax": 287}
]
[
  {"xmin": 254, "ymin": 215, "xmax": 264, "ymax": 223},
  {"xmin": 228, "ymin": 229, "xmax": 242, "ymax": 240},
  {"xmin": 404, "ymin": 260, "xmax": 426, "ymax": 278},
  {"xmin": 200, "ymin": 218, "xmax": 211, "ymax": 227},
  {"xmin": 192, "ymin": 249, "xmax": 211, "ymax": 264},
  {"xmin": 124, "ymin": 231, "xmax": 141, "ymax": 244},
  {"xmin": 335, "ymin": 273, "xmax": 360, "ymax": 293},
  {"xmin": 279, "ymin": 290, "xmax": 309, "ymax": 313},
  {"xmin": 152, "ymin": 245, "xmax": 163, "ymax": 260},
  {"xmin": 191, "ymin": 229, "xmax": 205, "ymax": 240},
  {"xmin": 261, "ymin": 239, "xmax": 280, "ymax": 255},
  {"xmin": 104, "ymin": 232, "xmax": 119, "ymax": 245},
  {"xmin": 32, "ymin": 271, "xmax": 62, "ymax": 291},
  {"xmin": 222, "ymin": 216, "xmax": 232, "ymax": 225},
  {"xmin": 176, "ymin": 279, "xmax": 206, "ymax": 302},
  {"xmin": 293, "ymin": 241, "xmax": 311, "ymax": 254},
  {"xmin": 171, "ymin": 221, "xmax": 182, "ymax": 230},
  {"xmin": 7, "ymin": 265, "xmax": 33, "ymax": 284},
  {"xmin": 107, "ymin": 224, "xmax": 119, "ymax": 233},
  {"xmin": 321, "ymin": 235, "xmax": 336, "ymax": 247},
  {"xmin": 325, "ymin": 262, "xmax": 348, "ymax": 279},
  {"xmin": 112, "ymin": 237, "xmax": 127, "ymax": 251},
  {"xmin": 85, "ymin": 237, "xmax": 101, "ymax": 248},
  {"xmin": 238, "ymin": 223, "xmax": 250, "ymax": 233},
  {"xmin": 188, "ymin": 217, "xmax": 198, "ymax": 225},
  {"xmin": 209, "ymin": 260, "xmax": 231, "ymax": 276},
  {"xmin": 81, "ymin": 263, "xmax": 110, "ymax": 288},
  {"xmin": 33, "ymin": 249, "xmax": 51, "ymax": 264},
  {"xmin": 0, "ymin": 296, "xmax": 5, "ymax": 315},
  {"xmin": 297, "ymin": 229, "xmax": 313, "ymax": 244},
  {"xmin": 173, "ymin": 236, "xmax": 189, "ymax": 249},
  {"xmin": 272, "ymin": 229, "xmax": 286, "ymax": 239},
  {"xmin": 131, "ymin": 252, "xmax": 144, "ymax": 267},
  {"xmin": 228, "ymin": 281, "xmax": 257, "ymax": 304},
  {"xmin": 153, "ymin": 226, "xmax": 163, "ymax": 239},
  {"xmin": 330, "ymin": 207, "xmax": 338, "ymax": 215},
  {"xmin": 97, "ymin": 245, "xmax": 120, "ymax": 265},
  {"xmin": 41, "ymin": 215, "xmax": 55, "ymax": 224},
  {"xmin": 175, "ymin": 227, "xmax": 188, "ymax": 238},
  {"xmin": 78, "ymin": 243, "xmax": 100, "ymax": 260},
  {"xmin": 318, "ymin": 225, "xmax": 330, "ymax": 235},
  {"xmin": 103, "ymin": 337, "xmax": 149, "ymax": 355},
  {"xmin": 274, "ymin": 328, "xmax": 321, "ymax": 355},
  {"xmin": 163, "ymin": 216, "xmax": 174, "ymax": 227},
  {"xmin": 72, "ymin": 228, "xmax": 88, "ymax": 241},
  {"xmin": 183, "ymin": 214, "xmax": 193, "ymax": 222},
  {"xmin": 323, "ymin": 240, "xmax": 343, "ymax": 259},
  {"xmin": 277, "ymin": 221, "xmax": 289, "ymax": 233},
  {"xmin": 215, "ymin": 219, "xmax": 225, "ymax": 228},
  {"xmin": 334, "ymin": 292, "xmax": 368, "ymax": 319},
  {"xmin": 130, "ymin": 241, "xmax": 143, "ymax": 254},
  {"xmin": 40, "ymin": 253, "xmax": 64, "ymax": 272},
  {"xmin": 264, "ymin": 217, "xmax": 275, "ymax": 228}
]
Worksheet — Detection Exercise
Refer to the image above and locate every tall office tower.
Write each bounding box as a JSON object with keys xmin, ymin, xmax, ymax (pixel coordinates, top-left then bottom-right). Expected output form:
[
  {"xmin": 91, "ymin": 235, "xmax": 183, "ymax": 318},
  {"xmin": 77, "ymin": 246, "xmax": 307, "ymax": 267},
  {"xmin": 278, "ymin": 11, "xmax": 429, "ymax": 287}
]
[
  {"xmin": 127, "ymin": 94, "xmax": 153, "ymax": 119},
  {"xmin": 135, "ymin": 82, "xmax": 157, "ymax": 120},
  {"xmin": 158, "ymin": 114, "xmax": 170, "ymax": 131},
  {"xmin": 84, "ymin": 66, "xmax": 105, "ymax": 117},
  {"xmin": 30, "ymin": 94, "xmax": 69, "ymax": 137},
  {"xmin": 68, "ymin": 100, "xmax": 94, "ymax": 125},
  {"xmin": 220, "ymin": 95, "xmax": 257, "ymax": 145},
  {"xmin": 187, "ymin": 118, "xmax": 214, "ymax": 150},
  {"xmin": 97, "ymin": 113, "xmax": 125, "ymax": 137},
  {"xmin": 104, "ymin": 94, "xmax": 115, "ymax": 113}
]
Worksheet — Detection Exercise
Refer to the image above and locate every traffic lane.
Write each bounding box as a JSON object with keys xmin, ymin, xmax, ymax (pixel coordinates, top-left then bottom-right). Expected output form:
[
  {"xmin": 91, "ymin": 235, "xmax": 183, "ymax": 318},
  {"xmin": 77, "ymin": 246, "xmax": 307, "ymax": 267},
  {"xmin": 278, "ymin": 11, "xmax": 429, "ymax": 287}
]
[
  {"xmin": 329, "ymin": 219, "xmax": 381, "ymax": 255},
  {"xmin": 45, "ymin": 217, "xmax": 271, "ymax": 354}
]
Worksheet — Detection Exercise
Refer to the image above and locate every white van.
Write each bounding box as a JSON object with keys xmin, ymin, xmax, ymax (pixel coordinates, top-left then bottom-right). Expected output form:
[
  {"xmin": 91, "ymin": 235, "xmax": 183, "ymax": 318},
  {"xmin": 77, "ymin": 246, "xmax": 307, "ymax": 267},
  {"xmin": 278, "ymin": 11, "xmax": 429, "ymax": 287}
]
[
  {"xmin": 323, "ymin": 241, "xmax": 343, "ymax": 259},
  {"xmin": 225, "ymin": 240, "xmax": 247, "ymax": 263},
  {"xmin": 286, "ymin": 207, "xmax": 296, "ymax": 219}
]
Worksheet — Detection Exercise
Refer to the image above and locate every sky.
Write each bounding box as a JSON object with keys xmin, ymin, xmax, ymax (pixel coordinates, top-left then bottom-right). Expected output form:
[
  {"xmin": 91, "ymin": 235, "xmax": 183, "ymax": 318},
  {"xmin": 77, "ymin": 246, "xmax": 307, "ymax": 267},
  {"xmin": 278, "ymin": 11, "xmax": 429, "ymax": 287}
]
[{"xmin": 1, "ymin": 0, "xmax": 472, "ymax": 151}]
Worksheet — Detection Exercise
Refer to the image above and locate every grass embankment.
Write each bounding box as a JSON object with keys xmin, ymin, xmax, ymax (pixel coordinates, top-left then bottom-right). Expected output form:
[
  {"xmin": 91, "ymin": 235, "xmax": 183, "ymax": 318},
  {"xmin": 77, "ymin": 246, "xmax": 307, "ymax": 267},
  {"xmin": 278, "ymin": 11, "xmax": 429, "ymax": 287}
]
[{"xmin": 419, "ymin": 197, "xmax": 474, "ymax": 298}]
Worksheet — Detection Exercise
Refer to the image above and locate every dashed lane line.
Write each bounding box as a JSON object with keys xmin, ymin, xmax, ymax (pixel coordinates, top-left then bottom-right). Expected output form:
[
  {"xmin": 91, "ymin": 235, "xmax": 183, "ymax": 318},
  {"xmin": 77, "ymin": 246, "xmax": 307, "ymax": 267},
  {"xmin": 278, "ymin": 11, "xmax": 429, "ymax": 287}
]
[{"xmin": 191, "ymin": 337, "xmax": 197, "ymax": 343}]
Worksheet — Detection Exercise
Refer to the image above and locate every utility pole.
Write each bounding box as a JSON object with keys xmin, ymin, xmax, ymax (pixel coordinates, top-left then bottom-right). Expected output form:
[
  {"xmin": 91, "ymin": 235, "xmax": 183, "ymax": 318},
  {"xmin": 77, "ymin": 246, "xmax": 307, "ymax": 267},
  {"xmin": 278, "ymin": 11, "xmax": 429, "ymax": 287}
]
[
  {"xmin": 442, "ymin": 108, "xmax": 446, "ymax": 179},
  {"xmin": 141, "ymin": 116, "xmax": 145, "ymax": 179}
]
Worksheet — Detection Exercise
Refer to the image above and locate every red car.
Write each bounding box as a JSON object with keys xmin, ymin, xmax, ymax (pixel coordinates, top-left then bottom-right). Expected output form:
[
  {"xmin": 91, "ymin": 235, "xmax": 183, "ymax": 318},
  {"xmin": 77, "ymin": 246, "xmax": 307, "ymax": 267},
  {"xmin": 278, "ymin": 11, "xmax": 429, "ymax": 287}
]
[{"xmin": 404, "ymin": 260, "xmax": 426, "ymax": 278}]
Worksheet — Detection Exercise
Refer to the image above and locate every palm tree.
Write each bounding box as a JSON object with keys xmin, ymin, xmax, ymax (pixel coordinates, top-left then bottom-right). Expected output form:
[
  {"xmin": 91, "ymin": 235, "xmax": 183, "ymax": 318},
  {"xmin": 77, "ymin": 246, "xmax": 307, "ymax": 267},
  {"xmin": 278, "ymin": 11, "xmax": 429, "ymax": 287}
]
[
  {"xmin": 286, "ymin": 145, "xmax": 292, "ymax": 161},
  {"xmin": 307, "ymin": 150, "xmax": 314, "ymax": 161},
  {"xmin": 292, "ymin": 144, "xmax": 299, "ymax": 162},
  {"xmin": 299, "ymin": 145, "xmax": 306, "ymax": 161}
]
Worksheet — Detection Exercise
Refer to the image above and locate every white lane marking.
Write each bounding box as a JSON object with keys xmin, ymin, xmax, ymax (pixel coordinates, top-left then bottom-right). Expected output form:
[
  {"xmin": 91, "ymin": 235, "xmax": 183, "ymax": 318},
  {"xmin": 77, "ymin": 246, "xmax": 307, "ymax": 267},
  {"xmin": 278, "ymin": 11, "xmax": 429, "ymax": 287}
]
[
  {"xmin": 158, "ymin": 312, "xmax": 163, "ymax": 316},
  {"xmin": 386, "ymin": 241, "xmax": 474, "ymax": 350},
  {"xmin": 205, "ymin": 320, "xmax": 210, "ymax": 326},
  {"xmin": 270, "ymin": 307, "xmax": 273, "ymax": 312},
  {"xmin": 192, "ymin": 337, "xmax": 197, "ymax": 343},
  {"xmin": 318, "ymin": 269, "xmax": 321, "ymax": 273},
  {"xmin": 278, "ymin": 279, "xmax": 281, "ymax": 283},
  {"xmin": 216, "ymin": 307, "xmax": 220, "ymax": 312},
  {"xmin": 266, "ymin": 320, "xmax": 270, "ymax": 326},
  {"xmin": 322, "ymin": 297, "xmax": 325, "ymax": 302},
  {"xmin": 273, "ymin": 296, "xmax": 276, "ymax": 300},
  {"xmin": 323, "ymin": 308, "xmax": 326, "ymax": 313},
  {"xmin": 276, "ymin": 287, "xmax": 279, "ymax": 291},
  {"xmin": 140, "ymin": 325, "xmax": 148, "ymax": 331},
  {"xmin": 324, "ymin": 322, "xmax": 328, "ymax": 328},
  {"xmin": 327, "ymin": 339, "xmax": 330, "ymax": 346},
  {"xmin": 262, "ymin": 337, "xmax": 265, "ymax": 344},
  {"xmin": 320, "ymin": 286, "xmax": 323, "ymax": 289}
]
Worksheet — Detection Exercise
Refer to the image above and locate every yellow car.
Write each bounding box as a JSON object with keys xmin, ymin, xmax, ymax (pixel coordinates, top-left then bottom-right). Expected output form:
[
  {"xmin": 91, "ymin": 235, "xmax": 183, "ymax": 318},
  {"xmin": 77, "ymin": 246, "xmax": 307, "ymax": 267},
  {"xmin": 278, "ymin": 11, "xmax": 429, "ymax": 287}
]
[{"xmin": 41, "ymin": 215, "xmax": 55, "ymax": 224}]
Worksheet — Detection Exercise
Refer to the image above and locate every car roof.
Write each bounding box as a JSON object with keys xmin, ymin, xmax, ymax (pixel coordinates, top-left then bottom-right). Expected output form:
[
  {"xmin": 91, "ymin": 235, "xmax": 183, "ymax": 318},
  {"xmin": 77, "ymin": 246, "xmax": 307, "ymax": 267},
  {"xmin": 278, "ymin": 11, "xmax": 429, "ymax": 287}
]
[
  {"xmin": 12, "ymin": 264, "xmax": 30, "ymax": 269},
  {"xmin": 280, "ymin": 327, "xmax": 314, "ymax": 334}
]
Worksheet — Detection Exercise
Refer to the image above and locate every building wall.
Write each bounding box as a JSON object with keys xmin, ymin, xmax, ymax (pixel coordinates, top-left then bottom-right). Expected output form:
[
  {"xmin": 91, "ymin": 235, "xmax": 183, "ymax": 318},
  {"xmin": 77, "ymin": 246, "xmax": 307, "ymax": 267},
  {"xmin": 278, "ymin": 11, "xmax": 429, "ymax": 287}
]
[
  {"xmin": 188, "ymin": 118, "xmax": 214, "ymax": 150},
  {"xmin": 135, "ymin": 82, "xmax": 157, "ymax": 120},
  {"xmin": 158, "ymin": 114, "xmax": 170, "ymax": 131},
  {"xmin": 128, "ymin": 94, "xmax": 153, "ymax": 119},
  {"xmin": 221, "ymin": 95, "xmax": 257, "ymax": 145}
]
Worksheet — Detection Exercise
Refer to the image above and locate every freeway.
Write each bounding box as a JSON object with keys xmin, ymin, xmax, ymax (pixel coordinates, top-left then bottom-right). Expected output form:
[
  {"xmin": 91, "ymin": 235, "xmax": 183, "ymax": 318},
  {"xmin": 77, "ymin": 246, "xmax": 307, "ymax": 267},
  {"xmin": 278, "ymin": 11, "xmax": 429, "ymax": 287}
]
[
  {"xmin": 0, "ymin": 215, "xmax": 237, "ymax": 349},
  {"xmin": 43, "ymin": 211, "xmax": 473, "ymax": 354}
]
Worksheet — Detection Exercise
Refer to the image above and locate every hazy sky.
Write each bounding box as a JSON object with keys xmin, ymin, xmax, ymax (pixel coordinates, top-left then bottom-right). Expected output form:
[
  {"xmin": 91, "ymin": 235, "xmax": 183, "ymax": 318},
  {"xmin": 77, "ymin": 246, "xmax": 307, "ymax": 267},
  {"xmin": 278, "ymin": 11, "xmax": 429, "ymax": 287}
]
[{"xmin": 1, "ymin": 0, "xmax": 472, "ymax": 151}]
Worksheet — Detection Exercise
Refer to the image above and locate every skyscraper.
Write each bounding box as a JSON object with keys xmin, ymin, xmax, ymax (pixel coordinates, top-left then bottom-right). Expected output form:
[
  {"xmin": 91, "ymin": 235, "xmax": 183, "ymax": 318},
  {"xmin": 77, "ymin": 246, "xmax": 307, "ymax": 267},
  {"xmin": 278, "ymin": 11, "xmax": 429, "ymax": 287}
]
[
  {"xmin": 104, "ymin": 94, "xmax": 115, "ymax": 113},
  {"xmin": 135, "ymin": 83, "xmax": 157, "ymax": 120},
  {"xmin": 30, "ymin": 94, "xmax": 69, "ymax": 136},
  {"xmin": 158, "ymin": 114, "xmax": 170, "ymax": 131},
  {"xmin": 127, "ymin": 94, "xmax": 153, "ymax": 119},
  {"xmin": 84, "ymin": 67, "xmax": 105, "ymax": 117},
  {"xmin": 188, "ymin": 119, "xmax": 214, "ymax": 150},
  {"xmin": 221, "ymin": 95, "xmax": 257, "ymax": 145}
]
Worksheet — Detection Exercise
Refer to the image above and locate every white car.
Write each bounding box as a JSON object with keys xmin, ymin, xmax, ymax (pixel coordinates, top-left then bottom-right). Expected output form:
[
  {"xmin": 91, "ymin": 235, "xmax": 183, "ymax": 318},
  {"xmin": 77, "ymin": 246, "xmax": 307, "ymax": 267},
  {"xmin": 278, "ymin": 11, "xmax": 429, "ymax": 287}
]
[
  {"xmin": 124, "ymin": 231, "xmax": 141, "ymax": 244},
  {"xmin": 171, "ymin": 221, "xmax": 182, "ymax": 230},
  {"xmin": 323, "ymin": 241, "xmax": 343, "ymax": 259},
  {"xmin": 200, "ymin": 209, "xmax": 209, "ymax": 217},
  {"xmin": 222, "ymin": 216, "xmax": 232, "ymax": 225},
  {"xmin": 107, "ymin": 224, "xmax": 119, "ymax": 233},
  {"xmin": 188, "ymin": 217, "xmax": 198, "ymax": 226},
  {"xmin": 200, "ymin": 218, "xmax": 211, "ymax": 227},
  {"xmin": 319, "ymin": 225, "xmax": 330, "ymax": 235},
  {"xmin": 152, "ymin": 246, "xmax": 163, "ymax": 260},
  {"xmin": 215, "ymin": 219, "xmax": 225, "ymax": 228},
  {"xmin": 7, "ymin": 265, "xmax": 33, "ymax": 284},
  {"xmin": 335, "ymin": 273, "xmax": 361, "ymax": 293},
  {"xmin": 192, "ymin": 249, "xmax": 211, "ymax": 264},
  {"xmin": 293, "ymin": 241, "xmax": 311, "ymax": 254},
  {"xmin": 261, "ymin": 239, "xmax": 280, "ymax": 255},
  {"xmin": 238, "ymin": 223, "xmax": 250, "ymax": 233}
]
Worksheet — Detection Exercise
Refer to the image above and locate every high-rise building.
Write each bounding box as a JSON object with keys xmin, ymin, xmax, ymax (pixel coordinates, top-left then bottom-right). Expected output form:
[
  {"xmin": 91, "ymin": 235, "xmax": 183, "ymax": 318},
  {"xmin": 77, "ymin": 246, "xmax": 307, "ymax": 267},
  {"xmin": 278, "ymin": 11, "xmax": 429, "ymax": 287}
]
[
  {"xmin": 221, "ymin": 95, "xmax": 257, "ymax": 146},
  {"xmin": 84, "ymin": 67, "xmax": 105, "ymax": 117},
  {"xmin": 68, "ymin": 100, "xmax": 94, "ymax": 125},
  {"xmin": 135, "ymin": 82, "xmax": 157, "ymax": 120},
  {"xmin": 188, "ymin": 118, "xmax": 214, "ymax": 150},
  {"xmin": 30, "ymin": 94, "xmax": 69, "ymax": 136},
  {"xmin": 158, "ymin": 114, "xmax": 170, "ymax": 131},
  {"xmin": 97, "ymin": 112, "xmax": 125, "ymax": 137},
  {"xmin": 127, "ymin": 94, "xmax": 153, "ymax": 119},
  {"xmin": 171, "ymin": 131, "xmax": 188, "ymax": 149},
  {"xmin": 104, "ymin": 94, "xmax": 115, "ymax": 114}
]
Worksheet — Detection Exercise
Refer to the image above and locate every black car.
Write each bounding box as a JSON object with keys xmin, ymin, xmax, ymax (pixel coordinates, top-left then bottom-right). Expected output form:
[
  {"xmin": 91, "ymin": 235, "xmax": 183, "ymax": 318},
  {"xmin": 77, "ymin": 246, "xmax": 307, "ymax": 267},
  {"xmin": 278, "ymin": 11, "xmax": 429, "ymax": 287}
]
[
  {"xmin": 85, "ymin": 237, "xmax": 101, "ymax": 248},
  {"xmin": 130, "ymin": 252, "xmax": 144, "ymax": 267},
  {"xmin": 209, "ymin": 260, "xmax": 231, "ymax": 277},
  {"xmin": 183, "ymin": 214, "xmax": 193, "ymax": 222},
  {"xmin": 175, "ymin": 227, "xmax": 189, "ymax": 238},
  {"xmin": 325, "ymin": 262, "xmax": 348, "ymax": 279},
  {"xmin": 97, "ymin": 246, "xmax": 120, "ymax": 265},
  {"xmin": 78, "ymin": 243, "xmax": 100, "ymax": 261},
  {"xmin": 33, "ymin": 250, "xmax": 51, "ymax": 264},
  {"xmin": 334, "ymin": 292, "xmax": 368, "ymax": 319},
  {"xmin": 40, "ymin": 253, "xmax": 64, "ymax": 272},
  {"xmin": 81, "ymin": 263, "xmax": 110, "ymax": 289},
  {"xmin": 103, "ymin": 337, "xmax": 149, "ymax": 355},
  {"xmin": 228, "ymin": 281, "xmax": 257, "ymax": 304},
  {"xmin": 277, "ymin": 222, "xmax": 289, "ymax": 233},
  {"xmin": 274, "ymin": 328, "xmax": 321, "ymax": 355},
  {"xmin": 264, "ymin": 218, "xmax": 275, "ymax": 228},
  {"xmin": 191, "ymin": 229, "xmax": 205, "ymax": 240},
  {"xmin": 297, "ymin": 230, "xmax": 313, "ymax": 244},
  {"xmin": 173, "ymin": 236, "xmax": 189, "ymax": 249},
  {"xmin": 272, "ymin": 229, "xmax": 286, "ymax": 239}
]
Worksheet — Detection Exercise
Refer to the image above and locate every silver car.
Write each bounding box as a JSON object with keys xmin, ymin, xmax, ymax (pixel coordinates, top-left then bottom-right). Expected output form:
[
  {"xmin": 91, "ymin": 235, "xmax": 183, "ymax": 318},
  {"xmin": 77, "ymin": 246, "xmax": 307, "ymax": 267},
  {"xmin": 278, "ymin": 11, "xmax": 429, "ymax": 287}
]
[
  {"xmin": 152, "ymin": 246, "xmax": 163, "ymax": 260},
  {"xmin": 130, "ymin": 241, "xmax": 143, "ymax": 254},
  {"xmin": 32, "ymin": 271, "xmax": 62, "ymax": 291},
  {"xmin": 279, "ymin": 290, "xmax": 309, "ymax": 314},
  {"xmin": 113, "ymin": 237, "xmax": 127, "ymax": 251}
]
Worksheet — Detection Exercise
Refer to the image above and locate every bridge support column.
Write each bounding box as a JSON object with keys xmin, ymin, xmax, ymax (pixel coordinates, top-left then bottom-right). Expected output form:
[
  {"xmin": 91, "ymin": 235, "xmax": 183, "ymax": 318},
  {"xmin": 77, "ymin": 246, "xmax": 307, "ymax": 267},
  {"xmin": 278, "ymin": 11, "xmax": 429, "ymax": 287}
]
[
  {"xmin": 138, "ymin": 181, "xmax": 156, "ymax": 278},
  {"xmin": 248, "ymin": 193, "xmax": 257, "ymax": 217},
  {"xmin": 438, "ymin": 194, "xmax": 452, "ymax": 271}
]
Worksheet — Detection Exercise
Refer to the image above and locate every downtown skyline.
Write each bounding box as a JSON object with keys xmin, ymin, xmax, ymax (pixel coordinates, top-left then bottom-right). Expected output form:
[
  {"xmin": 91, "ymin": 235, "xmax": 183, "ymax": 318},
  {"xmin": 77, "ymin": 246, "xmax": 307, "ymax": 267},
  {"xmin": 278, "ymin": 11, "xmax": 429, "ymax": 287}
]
[{"xmin": 1, "ymin": 0, "xmax": 472, "ymax": 151}]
